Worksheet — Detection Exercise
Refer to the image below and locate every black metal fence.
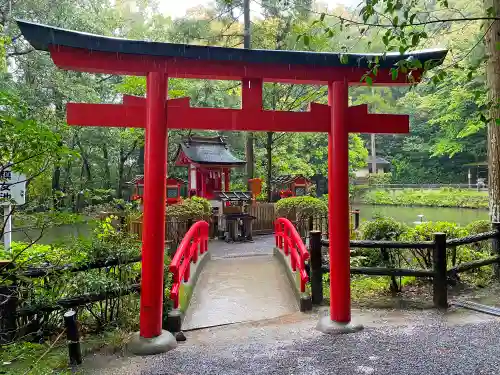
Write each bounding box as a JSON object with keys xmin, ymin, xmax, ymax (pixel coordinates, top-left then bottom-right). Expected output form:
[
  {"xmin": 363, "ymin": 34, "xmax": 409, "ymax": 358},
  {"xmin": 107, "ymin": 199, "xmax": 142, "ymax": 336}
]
[
  {"xmin": 0, "ymin": 255, "xmax": 146, "ymax": 344},
  {"xmin": 309, "ymin": 223, "xmax": 500, "ymax": 308}
]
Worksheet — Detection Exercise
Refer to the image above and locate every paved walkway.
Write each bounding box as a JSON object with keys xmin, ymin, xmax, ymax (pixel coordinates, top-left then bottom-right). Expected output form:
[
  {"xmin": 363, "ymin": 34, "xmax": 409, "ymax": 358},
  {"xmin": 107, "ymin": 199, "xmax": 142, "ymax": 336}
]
[
  {"xmin": 182, "ymin": 236, "xmax": 297, "ymax": 330},
  {"xmin": 85, "ymin": 308, "xmax": 500, "ymax": 375}
]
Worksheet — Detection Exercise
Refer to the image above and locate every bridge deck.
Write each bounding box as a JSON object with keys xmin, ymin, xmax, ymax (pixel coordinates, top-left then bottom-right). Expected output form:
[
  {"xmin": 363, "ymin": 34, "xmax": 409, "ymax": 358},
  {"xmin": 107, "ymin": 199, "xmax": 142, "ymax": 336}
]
[{"xmin": 182, "ymin": 237, "xmax": 298, "ymax": 330}]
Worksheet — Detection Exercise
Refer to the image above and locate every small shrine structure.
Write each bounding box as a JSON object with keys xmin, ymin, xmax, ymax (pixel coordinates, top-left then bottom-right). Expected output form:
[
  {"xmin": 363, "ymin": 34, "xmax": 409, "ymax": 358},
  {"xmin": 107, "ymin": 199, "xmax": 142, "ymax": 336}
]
[
  {"xmin": 173, "ymin": 136, "xmax": 246, "ymax": 200},
  {"xmin": 271, "ymin": 175, "xmax": 312, "ymax": 199},
  {"xmin": 128, "ymin": 175, "xmax": 186, "ymax": 205}
]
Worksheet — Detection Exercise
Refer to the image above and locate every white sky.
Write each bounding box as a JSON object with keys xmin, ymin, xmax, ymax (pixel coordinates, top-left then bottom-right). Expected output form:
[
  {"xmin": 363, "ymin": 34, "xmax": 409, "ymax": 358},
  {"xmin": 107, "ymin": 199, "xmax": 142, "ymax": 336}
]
[{"xmin": 158, "ymin": 0, "xmax": 361, "ymax": 19}]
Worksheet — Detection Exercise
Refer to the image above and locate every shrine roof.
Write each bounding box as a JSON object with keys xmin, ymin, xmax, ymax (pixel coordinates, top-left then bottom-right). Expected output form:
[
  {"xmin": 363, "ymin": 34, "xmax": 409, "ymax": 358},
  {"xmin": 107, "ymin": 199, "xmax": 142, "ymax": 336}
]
[
  {"xmin": 16, "ymin": 20, "xmax": 447, "ymax": 71},
  {"xmin": 127, "ymin": 175, "xmax": 186, "ymax": 184},
  {"xmin": 367, "ymin": 157, "xmax": 391, "ymax": 165},
  {"xmin": 271, "ymin": 175, "xmax": 311, "ymax": 184},
  {"xmin": 175, "ymin": 136, "xmax": 246, "ymax": 166}
]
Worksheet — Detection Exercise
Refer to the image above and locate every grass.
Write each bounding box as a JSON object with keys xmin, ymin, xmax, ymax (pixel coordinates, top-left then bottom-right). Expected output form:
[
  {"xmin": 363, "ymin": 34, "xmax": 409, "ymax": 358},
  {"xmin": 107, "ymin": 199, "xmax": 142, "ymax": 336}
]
[
  {"xmin": 358, "ymin": 188, "xmax": 488, "ymax": 209},
  {"xmin": 0, "ymin": 329, "xmax": 131, "ymax": 375}
]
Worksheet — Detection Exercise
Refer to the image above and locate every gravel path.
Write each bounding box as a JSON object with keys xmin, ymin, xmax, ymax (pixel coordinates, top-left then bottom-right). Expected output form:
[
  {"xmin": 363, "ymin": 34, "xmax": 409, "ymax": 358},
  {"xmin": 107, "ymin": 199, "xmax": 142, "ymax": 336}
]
[{"xmin": 84, "ymin": 308, "xmax": 500, "ymax": 375}]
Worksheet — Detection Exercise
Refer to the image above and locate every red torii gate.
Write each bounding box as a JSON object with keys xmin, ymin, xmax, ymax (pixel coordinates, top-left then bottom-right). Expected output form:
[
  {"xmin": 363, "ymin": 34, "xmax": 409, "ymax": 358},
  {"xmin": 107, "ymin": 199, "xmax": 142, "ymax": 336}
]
[{"xmin": 17, "ymin": 19, "xmax": 447, "ymax": 352}]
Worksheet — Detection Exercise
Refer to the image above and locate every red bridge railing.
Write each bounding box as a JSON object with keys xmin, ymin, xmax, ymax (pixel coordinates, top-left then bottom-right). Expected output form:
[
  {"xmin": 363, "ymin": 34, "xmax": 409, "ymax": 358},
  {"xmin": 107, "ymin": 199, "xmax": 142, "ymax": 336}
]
[
  {"xmin": 169, "ymin": 220, "xmax": 209, "ymax": 309},
  {"xmin": 274, "ymin": 217, "xmax": 310, "ymax": 293}
]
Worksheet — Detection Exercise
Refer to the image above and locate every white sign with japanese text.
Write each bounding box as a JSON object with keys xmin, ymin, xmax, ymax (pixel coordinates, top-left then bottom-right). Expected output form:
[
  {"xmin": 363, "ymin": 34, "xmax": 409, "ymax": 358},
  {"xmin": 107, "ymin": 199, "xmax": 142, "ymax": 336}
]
[{"xmin": 0, "ymin": 168, "xmax": 26, "ymax": 206}]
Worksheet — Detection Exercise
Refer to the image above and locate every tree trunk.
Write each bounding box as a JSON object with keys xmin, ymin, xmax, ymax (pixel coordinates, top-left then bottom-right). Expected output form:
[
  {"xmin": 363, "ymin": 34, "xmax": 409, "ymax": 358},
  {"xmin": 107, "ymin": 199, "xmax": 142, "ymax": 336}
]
[
  {"xmin": 266, "ymin": 131, "xmax": 273, "ymax": 202},
  {"xmin": 52, "ymin": 164, "xmax": 61, "ymax": 209},
  {"xmin": 246, "ymin": 134, "xmax": 254, "ymax": 187},
  {"xmin": 138, "ymin": 145, "xmax": 145, "ymax": 174},
  {"xmin": 486, "ymin": 0, "xmax": 500, "ymax": 221},
  {"xmin": 117, "ymin": 148, "xmax": 126, "ymax": 199},
  {"xmin": 102, "ymin": 143, "xmax": 111, "ymax": 189}
]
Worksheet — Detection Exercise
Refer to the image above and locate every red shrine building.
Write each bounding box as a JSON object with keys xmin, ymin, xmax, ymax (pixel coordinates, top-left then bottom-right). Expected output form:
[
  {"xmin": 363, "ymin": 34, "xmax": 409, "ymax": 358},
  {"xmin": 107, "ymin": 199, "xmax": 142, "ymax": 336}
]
[
  {"xmin": 128, "ymin": 175, "xmax": 186, "ymax": 205},
  {"xmin": 271, "ymin": 175, "xmax": 312, "ymax": 199},
  {"xmin": 173, "ymin": 136, "xmax": 245, "ymax": 201}
]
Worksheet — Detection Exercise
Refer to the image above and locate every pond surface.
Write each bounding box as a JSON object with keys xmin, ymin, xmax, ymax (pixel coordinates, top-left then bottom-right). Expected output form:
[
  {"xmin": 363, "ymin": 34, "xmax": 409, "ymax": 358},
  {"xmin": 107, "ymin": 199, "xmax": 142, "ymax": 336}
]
[
  {"xmin": 12, "ymin": 222, "xmax": 92, "ymax": 245},
  {"xmin": 9, "ymin": 204, "xmax": 489, "ymax": 245},
  {"xmin": 353, "ymin": 204, "xmax": 489, "ymax": 226}
]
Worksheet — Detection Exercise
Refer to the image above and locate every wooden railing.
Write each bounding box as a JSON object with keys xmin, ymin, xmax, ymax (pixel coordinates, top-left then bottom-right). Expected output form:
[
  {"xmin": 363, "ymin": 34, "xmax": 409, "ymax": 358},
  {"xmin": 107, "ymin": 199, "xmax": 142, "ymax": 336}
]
[
  {"xmin": 274, "ymin": 218, "xmax": 310, "ymax": 293},
  {"xmin": 169, "ymin": 221, "xmax": 209, "ymax": 309},
  {"xmin": 309, "ymin": 223, "xmax": 500, "ymax": 308}
]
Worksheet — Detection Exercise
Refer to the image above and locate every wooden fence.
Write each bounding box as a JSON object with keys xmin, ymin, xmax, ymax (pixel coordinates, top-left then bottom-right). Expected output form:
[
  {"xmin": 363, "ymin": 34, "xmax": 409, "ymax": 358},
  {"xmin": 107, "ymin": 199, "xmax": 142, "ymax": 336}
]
[
  {"xmin": 308, "ymin": 223, "xmax": 500, "ymax": 308},
  {"xmin": 249, "ymin": 203, "xmax": 276, "ymax": 235},
  {"xmin": 128, "ymin": 216, "xmax": 204, "ymax": 253}
]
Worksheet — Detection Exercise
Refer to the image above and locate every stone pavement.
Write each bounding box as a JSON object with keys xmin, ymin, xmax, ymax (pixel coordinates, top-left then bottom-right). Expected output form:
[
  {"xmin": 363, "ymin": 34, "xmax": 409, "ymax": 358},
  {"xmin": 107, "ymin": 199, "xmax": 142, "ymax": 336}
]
[
  {"xmin": 85, "ymin": 307, "xmax": 500, "ymax": 375},
  {"xmin": 183, "ymin": 235, "xmax": 297, "ymax": 330},
  {"xmin": 207, "ymin": 235, "xmax": 276, "ymax": 259},
  {"xmin": 182, "ymin": 255, "xmax": 297, "ymax": 330}
]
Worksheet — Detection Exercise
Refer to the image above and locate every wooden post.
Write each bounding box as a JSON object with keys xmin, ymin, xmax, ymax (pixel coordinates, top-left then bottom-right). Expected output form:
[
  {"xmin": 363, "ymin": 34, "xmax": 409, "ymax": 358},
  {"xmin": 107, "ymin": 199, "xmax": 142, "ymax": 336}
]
[
  {"xmin": 432, "ymin": 233, "xmax": 448, "ymax": 309},
  {"xmin": 0, "ymin": 261, "xmax": 17, "ymax": 344},
  {"xmin": 64, "ymin": 310, "xmax": 82, "ymax": 365},
  {"xmin": 309, "ymin": 231, "xmax": 323, "ymax": 305},
  {"xmin": 492, "ymin": 222, "xmax": 500, "ymax": 279},
  {"xmin": 353, "ymin": 210, "xmax": 360, "ymax": 230},
  {"xmin": 380, "ymin": 247, "xmax": 399, "ymax": 293}
]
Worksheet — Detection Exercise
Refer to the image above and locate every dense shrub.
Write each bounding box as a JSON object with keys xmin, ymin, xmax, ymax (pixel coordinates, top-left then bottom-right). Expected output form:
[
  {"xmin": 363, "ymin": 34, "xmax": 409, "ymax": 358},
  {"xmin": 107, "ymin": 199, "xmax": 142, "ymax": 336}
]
[
  {"xmin": 275, "ymin": 196, "xmax": 328, "ymax": 219},
  {"xmin": 359, "ymin": 188, "xmax": 488, "ymax": 209},
  {"xmin": 359, "ymin": 216, "xmax": 408, "ymax": 241},
  {"xmin": 465, "ymin": 220, "xmax": 492, "ymax": 235},
  {"xmin": 403, "ymin": 221, "xmax": 467, "ymax": 241},
  {"xmin": 356, "ymin": 216, "xmax": 408, "ymax": 268},
  {"xmin": 166, "ymin": 196, "xmax": 211, "ymax": 219},
  {"xmin": 352, "ymin": 217, "xmax": 494, "ymax": 290},
  {"xmin": 0, "ymin": 217, "xmax": 151, "ymax": 336},
  {"xmin": 367, "ymin": 173, "xmax": 392, "ymax": 186}
]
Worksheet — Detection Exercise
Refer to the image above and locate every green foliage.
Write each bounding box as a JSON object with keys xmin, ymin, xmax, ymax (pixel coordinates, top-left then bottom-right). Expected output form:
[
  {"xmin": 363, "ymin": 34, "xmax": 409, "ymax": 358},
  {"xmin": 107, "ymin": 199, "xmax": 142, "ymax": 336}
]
[
  {"xmin": 275, "ymin": 196, "xmax": 328, "ymax": 219},
  {"xmin": 465, "ymin": 220, "xmax": 492, "ymax": 235},
  {"xmin": 404, "ymin": 221, "xmax": 467, "ymax": 242},
  {"xmin": 367, "ymin": 173, "xmax": 392, "ymax": 186},
  {"xmin": 166, "ymin": 197, "xmax": 212, "ymax": 219},
  {"xmin": 359, "ymin": 216, "xmax": 408, "ymax": 241},
  {"xmin": 359, "ymin": 188, "xmax": 488, "ymax": 209}
]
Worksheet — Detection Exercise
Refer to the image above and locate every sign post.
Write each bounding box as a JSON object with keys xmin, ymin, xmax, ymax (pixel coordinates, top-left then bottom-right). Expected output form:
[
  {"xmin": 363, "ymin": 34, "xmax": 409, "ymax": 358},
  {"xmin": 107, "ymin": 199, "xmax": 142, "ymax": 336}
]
[{"xmin": 0, "ymin": 167, "xmax": 26, "ymax": 252}]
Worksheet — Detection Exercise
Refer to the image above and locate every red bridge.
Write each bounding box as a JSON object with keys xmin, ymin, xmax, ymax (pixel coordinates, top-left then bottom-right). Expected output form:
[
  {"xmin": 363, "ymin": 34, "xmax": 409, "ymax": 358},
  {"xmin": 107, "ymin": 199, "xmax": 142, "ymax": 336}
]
[{"xmin": 168, "ymin": 218, "xmax": 310, "ymax": 331}]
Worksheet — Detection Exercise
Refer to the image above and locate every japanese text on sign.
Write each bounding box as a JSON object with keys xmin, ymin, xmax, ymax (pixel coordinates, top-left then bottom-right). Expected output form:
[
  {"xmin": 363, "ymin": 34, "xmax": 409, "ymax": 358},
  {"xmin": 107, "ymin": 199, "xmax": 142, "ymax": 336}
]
[{"xmin": 0, "ymin": 168, "xmax": 26, "ymax": 206}]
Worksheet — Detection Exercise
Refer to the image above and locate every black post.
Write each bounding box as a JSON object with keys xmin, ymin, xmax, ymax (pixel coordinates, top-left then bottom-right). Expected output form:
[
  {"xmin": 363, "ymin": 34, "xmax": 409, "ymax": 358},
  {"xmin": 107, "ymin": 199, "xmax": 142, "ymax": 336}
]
[
  {"xmin": 64, "ymin": 310, "xmax": 82, "ymax": 366},
  {"xmin": 492, "ymin": 222, "xmax": 500, "ymax": 279},
  {"xmin": 0, "ymin": 261, "xmax": 17, "ymax": 344},
  {"xmin": 187, "ymin": 218, "xmax": 193, "ymax": 229},
  {"xmin": 309, "ymin": 231, "xmax": 323, "ymax": 305},
  {"xmin": 432, "ymin": 232, "xmax": 448, "ymax": 309},
  {"xmin": 353, "ymin": 210, "xmax": 360, "ymax": 230},
  {"xmin": 380, "ymin": 247, "xmax": 399, "ymax": 293},
  {"xmin": 308, "ymin": 216, "xmax": 314, "ymax": 231}
]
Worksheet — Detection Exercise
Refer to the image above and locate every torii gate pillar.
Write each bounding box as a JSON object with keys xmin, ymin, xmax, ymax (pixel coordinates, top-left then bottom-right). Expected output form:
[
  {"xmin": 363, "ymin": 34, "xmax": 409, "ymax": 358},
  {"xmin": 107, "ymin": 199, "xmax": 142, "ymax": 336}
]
[
  {"xmin": 317, "ymin": 80, "xmax": 362, "ymax": 333},
  {"xmin": 130, "ymin": 72, "xmax": 178, "ymax": 353}
]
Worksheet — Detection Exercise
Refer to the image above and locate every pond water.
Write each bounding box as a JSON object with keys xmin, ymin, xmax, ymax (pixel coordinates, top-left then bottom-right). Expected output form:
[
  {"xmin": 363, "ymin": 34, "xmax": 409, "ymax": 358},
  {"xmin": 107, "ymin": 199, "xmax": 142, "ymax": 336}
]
[
  {"xmin": 12, "ymin": 222, "xmax": 92, "ymax": 245},
  {"xmin": 8, "ymin": 204, "xmax": 489, "ymax": 245},
  {"xmin": 353, "ymin": 204, "xmax": 489, "ymax": 226}
]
